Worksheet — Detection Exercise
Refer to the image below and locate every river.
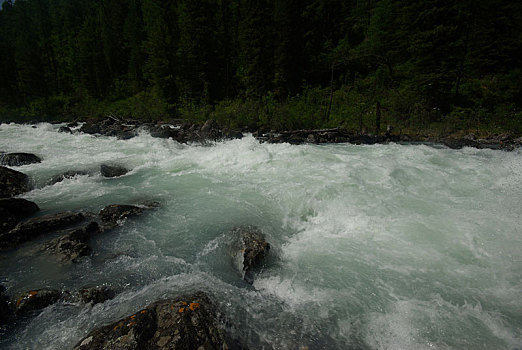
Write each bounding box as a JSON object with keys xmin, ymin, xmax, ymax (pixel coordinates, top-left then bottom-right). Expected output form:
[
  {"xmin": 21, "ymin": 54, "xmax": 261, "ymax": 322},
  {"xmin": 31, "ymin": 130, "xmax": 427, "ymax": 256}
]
[{"xmin": 1, "ymin": 123, "xmax": 521, "ymax": 349}]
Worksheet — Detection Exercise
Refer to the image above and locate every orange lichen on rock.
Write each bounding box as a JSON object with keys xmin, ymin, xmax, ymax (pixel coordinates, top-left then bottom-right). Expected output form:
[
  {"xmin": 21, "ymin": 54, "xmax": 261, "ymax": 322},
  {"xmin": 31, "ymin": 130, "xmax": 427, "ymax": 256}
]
[
  {"xmin": 178, "ymin": 307, "xmax": 185, "ymax": 313},
  {"xmin": 28, "ymin": 291, "xmax": 38, "ymax": 297},
  {"xmin": 140, "ymin": 310, "xmax": 147, "ymax": 314},
  {"xmin": 181, "ymin": 301, "xmax": 187, "ymax": 306},
  {"xmin": 189, "ymin": 302, "xmax": 200, "ymax": 311}
]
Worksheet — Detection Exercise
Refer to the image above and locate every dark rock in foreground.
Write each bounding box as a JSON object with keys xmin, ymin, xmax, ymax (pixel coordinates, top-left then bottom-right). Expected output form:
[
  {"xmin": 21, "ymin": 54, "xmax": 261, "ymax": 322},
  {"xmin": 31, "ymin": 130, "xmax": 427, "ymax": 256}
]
[
  {"xmin": 58, "ymin": 126, "xmax": 72, "ymax": 133},
  {"xmin": 232, "ymin": 226, "xmax": 270, "ymax": 284},
  {"xmin": 0, "ymin": 212, "xmax": 85, "ymax": 250},
  {"xmin": 100, "ymin": 164, "xmax": 129, "ymax": 178},
  {"xmin": 46, "ymin": 170, "xmax": 89, "ymax": 186},
  {"xmin": 0, "ymin": 285, "xmax": 13, "ymax": 326},
  {"xmin": 74, "ymin": 292, "xmax": 229, "ymax": 350},
  {"xmin": 15, "ymin": 289, "xmax": 62, "ymax": 314},
  {"xmin": 0, "ymin": 166, "xmax": 30, "ymax": 198},
  {"xmin": 43, "ymin": 221, "xmax": 99, "ymax": 262},
  {"xmin": 0, "ymin": 198, "xmax": 40, "ymax": 233},
  {"xmin": 0, "ymin": 153, "xmax": 41, "ymax": 166}
]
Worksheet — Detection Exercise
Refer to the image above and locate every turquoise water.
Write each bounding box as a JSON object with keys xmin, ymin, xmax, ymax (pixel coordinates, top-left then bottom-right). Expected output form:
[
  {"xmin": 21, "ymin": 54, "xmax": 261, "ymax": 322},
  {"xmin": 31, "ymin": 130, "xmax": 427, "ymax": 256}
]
[{"xmin": 1, "ymin": 123, "xmax": 521, "ymax": 349}]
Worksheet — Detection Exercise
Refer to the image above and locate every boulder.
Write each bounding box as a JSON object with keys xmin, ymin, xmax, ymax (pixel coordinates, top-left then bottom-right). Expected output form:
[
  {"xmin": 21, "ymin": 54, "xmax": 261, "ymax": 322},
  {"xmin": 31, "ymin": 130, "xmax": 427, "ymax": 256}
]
[
  {"xmin": 0, "ymin": 212, "xmax": 85, "ymax": 250},
  {"xmin": 0, "ymin": 285, "xmax": 13, "ymax": 326},
  {"xmin": 99, "ymin": 204, "xmax": 144, "ymax": 227},
  {"xmin": 0, "ymin": 198, "xmax": 40, "ymax": 233},
  {"xmin": 442, "ymin": 138, "xmax": 479, "ymax": 149},
  {"xmin": 200, "ymin": 119, "xmax": 222, "ymax": 140},
  {"xmin": 100, "ymin": 164, "xmax": 129, "ymax": 178},
  {"xmin": 43, "ymin": 221, "xmax": 99, "ymax": 262},
  {"xmin": 15, "ymin": 289, "xmax": 62, "ymax": 314},
  {"xmin": 79, "ymin": 122, "xmax": 102, "ymax": 135},
  {"xmin": 58, "ymin": 126, "xmax": 72, "ymax": 133},
  {"xmin": 0, "ymin": 166, "xmax": 30, "ymax": 198},
  {"xmin": 46, "ymin": 170, "xmax": 89, "ymax": 186},
  {"xmin": 74, "ymin": 292, "xmax": 229, "ymax": 350},
  {"xmin": 75, "ymin": 285, "xmax": 116, "ymax": 305},
  {"xmin": 232, "ymin": 226, "xmax": 270, "ymax": 284},
  {"xmin": 0, "ymin": 153, "xmax": 41, "ymax": 166}
]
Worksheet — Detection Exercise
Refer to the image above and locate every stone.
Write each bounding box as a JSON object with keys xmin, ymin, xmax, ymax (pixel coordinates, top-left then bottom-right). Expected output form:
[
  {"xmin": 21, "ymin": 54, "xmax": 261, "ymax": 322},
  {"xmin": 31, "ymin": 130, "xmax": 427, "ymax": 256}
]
[
  {"xmin": 0, "ymin": 285, "xmax": 13, "ymax": 326},
  {"xmin": 43, "ymin": 222, "xmax": 99, "ymax": 262},
  {"xmin": 46, "ymin": 170, "xmax": 89, "ymax": 186},
  {"xmin": 0, "ymin": 198, "xmax": 40, "ymax": 233},
  {"xmin": 0, "ymin": 212, "xmax": 85, "ymax": 250},
  {"xmin": 58, "ymin": 126, "xmax": 72, "ymax": 133},
  {"xmin": 99, "ymin": 204, "xmax": 144, "ymax": 225},
  {"xmin": 0, "ymin": 166, "xmax": 30, "ymax": 198},
  {"xmin": 75, "ymin": 285, "xmax": 116, "ymax": 305},
  {"xmin": 15, "ymin": 289, "xmax": 62, "ymax": 314},
  {"xmin": 232, "ymin": 226, "xmax": 270, "ymax": 284},
  {"xmin": 0, "ymin": 153, "xmax": 41, "ymax": 166},
  {"xmin": 74, "ymin": 292, "xmax": 229, "ymax": 350},
  {"xmin": 100, "ymin": 164, "xmax": 129, "ymax": 178}
]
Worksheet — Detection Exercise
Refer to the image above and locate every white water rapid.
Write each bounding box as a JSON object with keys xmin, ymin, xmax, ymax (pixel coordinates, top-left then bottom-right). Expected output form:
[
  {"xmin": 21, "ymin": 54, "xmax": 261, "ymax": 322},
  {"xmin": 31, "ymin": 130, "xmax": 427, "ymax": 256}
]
[{"xmin": 1, "ymin": 123, "xmax": 521, "ymax": 349}]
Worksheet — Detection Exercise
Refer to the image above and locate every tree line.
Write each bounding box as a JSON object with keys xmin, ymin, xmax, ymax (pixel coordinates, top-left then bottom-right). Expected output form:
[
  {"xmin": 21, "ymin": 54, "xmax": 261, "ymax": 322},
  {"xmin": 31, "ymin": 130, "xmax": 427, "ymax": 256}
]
[{"xmin": 0, "ymin": 0, "xmax": 521, "ymax": 134}]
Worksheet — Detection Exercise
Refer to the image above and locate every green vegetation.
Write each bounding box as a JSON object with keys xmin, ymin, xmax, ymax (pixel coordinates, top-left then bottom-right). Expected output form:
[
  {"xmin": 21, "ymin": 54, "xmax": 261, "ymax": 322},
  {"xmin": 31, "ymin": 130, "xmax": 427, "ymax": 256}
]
[{"xmin": 0, "ymin": 0, "xmax": 521, "ymax": 135}]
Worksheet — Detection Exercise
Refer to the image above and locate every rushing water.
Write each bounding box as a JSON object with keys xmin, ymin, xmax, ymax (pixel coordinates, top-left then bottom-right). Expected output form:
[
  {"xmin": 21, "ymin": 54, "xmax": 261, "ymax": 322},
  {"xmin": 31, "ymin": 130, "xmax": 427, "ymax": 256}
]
[{"xmin": 0, "ymin": 123, "xmax": 521, "ymax": 350}]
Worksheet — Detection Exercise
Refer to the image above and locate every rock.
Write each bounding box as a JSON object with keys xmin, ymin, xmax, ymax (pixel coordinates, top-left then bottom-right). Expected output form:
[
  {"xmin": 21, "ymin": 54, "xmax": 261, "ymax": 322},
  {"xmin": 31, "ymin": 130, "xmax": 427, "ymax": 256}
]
[
  {"xmin": 442, "ymin": 138, "xmax": 479, "ymax": 149},
  {"xmin": 0, "ymin": 285, "xmax": 13, "ymax": 326},
  {"xmin": 307, "ymin": 134, "xmax": 319, "ymax": 144},
  {"xmin": 224, "ymin": 130, "xmax": 243, "ymax": 140},
  {"xmin": 200, "ymin": 119, "xmax": 222, "ymax": 140},
  {"xmin": 75, "ymin": 285, "xmax": 116, "ymax": 305},
  {"xmin": 58, "ymin": 126, "xmax": 72, "ymax": 133},
  {"xmin": 46, "ymin": 170, "xmax": 89, "ymax": 186},
  {"xmin": 67, "ymin": 121, "xmax": 79, "ymax": 128},
  {"xmin": 79, "ymin": 122, "xmax": 102, "ymax": 135},
  {"xmin": 0, "ymin": 153, "xmax": 41, "ymax": 166},
  {"xmin": 99, "ymin": 204, "xmax": 144, "ymax": 226},
  {"xmin": 0, "ymin": 166, "xmax": 30, "ymax": 198},
  {"xmin": 0, "ymin": 198, "xmax": 40, "ymax": 233},
  {"xmin": 100, "ymin": 164, "xmax": 129, "ymax": 178},
  {"xmin": 0, "ymin": 212, "xmax": 85, "ymax": 250},
  {"xmin": 232, "ymin": 226, "xmax": 270, "ymax": 284},
  {"xmin": 74, "ymin": 292, "xmax": 228, "ymax": 350},
  {"xmin": 15, "ymin": 289, "xmax": 62, "ymax": 314},
  {"xmin": 43, "ymin": 222, "xmax": 99, "ymax": 262}
]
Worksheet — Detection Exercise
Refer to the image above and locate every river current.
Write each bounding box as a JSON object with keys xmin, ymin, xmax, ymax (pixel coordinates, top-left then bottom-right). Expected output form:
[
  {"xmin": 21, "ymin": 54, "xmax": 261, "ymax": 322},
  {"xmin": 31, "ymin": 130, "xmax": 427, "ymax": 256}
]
[{"xmin": 0, "ymin": 123, "xmax": 521, "ymax": 349}]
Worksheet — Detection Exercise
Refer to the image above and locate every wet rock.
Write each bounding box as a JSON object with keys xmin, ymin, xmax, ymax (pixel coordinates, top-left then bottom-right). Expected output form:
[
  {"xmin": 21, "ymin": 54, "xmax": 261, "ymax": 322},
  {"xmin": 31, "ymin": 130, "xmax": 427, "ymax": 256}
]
[
  {"xmin": 67, "ymin": 121, "xmax": 79, "ymax": 128},
  {"xmin": 46, "ymin": 170, "xmax": 89, "ymax": 186},
  {"xmin": 0, "ymin": 285, "xmax": 13, "ymax": 326},
  {"xmin": 0, "ymin": 153, "xmax": 41, "ymax": 166},
  {"xmin": 15, "ymin": 289, "xmax": 61, "ymax": 314},
  {"xmin": 100, "ymin": 164, "xmax": 129, "ymax": 178},
  {"xmin": 0, "ymin": 198, "xmax": 39, "ymax": 233},
  {"xmin": 442, "ymin": 138, "xmax": 479, "ymax": 149},
  {"xmin": 58, "ymin": 126, "xmax": 72, "ymax": 133},
  {"xmin": 43, "ymin": 222, "xmax": 99, "ymax": 262},
  {"xmin": 75, "ymin": 285, "xmax": 116, "ymax": 305},
  {"xmin": 232, "ymin": 226, "xmax": 270, "ymax": 284},
  {"xmin": 74, "ymin": 292, "xmax": 228, "ymax": 350},
  {"xmin": 200, "ymin": 119, "xmax": 222, "ymax": 140},
  {"xmin": 79, "ymin": 122, "xmax": 102, "ymax": 135},
  {"xmin": 0, "ymin": 212, "xmax": 85, "ymax": 250},
  {"xmin": 99, "ymin": 204, "xmax": 144, "ymax": 227},
  {"xmin": 0, "ymin": 166, "xmax": 30, "ymax": 198}
]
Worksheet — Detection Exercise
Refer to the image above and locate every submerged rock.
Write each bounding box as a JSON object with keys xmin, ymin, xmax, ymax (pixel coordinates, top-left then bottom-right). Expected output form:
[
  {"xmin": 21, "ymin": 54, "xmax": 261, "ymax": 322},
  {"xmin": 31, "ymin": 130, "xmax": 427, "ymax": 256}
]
[
  {"xmin": 232, "ymin": 226, "xmax": 271, "ymax": 284},
  {"xmin": 46, "ymin": 170, "xmax": 89, "ymax": 186},
  {"xmin": 0, "ymin": 198, "xmax": 40, "ymax": 233},
  {"xmin": 43, "ymin": 221, "xmax": 99, "ymax": 262},
  {"xmin": 0, "ymin": 212, "xmax": 85, "ymax": 250},
  {"xmin": 100, "ymin": 164, "xmax": 129, "ymax": 178},
  {"xmin": 74, "ymin": 292, "xmax": 229, "ymax": 350},
  {"xmin": 0, "ymin": 153, "xmax": 41, "ymax": 166},
  {"xmin": 15, "ymin": 289, "xmax": 62, "ymax": 314},
  {"xmin": 0, "ymin": 166, "xmax": 30, "ymax": 198}
]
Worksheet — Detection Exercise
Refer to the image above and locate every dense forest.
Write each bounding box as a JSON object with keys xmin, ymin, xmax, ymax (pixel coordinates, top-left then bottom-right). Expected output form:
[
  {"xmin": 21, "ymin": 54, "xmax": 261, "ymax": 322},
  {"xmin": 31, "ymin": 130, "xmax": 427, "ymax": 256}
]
[{"xmin": 0, "ymin": 0, "xmax": 521, "ymax": 134}]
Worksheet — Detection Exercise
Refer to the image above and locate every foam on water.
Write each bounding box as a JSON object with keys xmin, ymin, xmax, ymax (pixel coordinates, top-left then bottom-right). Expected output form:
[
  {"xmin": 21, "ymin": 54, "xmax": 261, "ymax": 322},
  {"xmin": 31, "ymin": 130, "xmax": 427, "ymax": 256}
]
[{"xmin": 1, "ymin": 123, "xmax": 521, "ymax": 349}]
